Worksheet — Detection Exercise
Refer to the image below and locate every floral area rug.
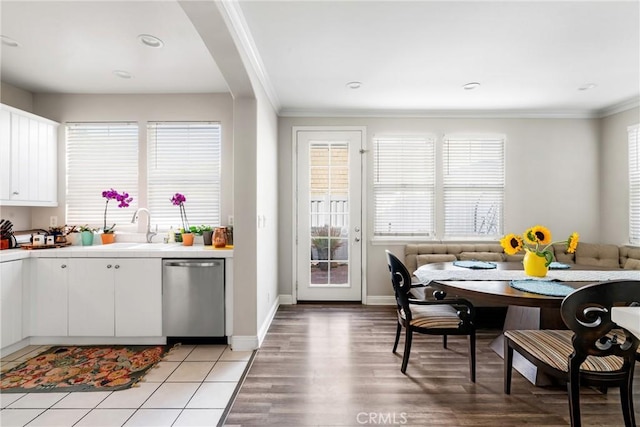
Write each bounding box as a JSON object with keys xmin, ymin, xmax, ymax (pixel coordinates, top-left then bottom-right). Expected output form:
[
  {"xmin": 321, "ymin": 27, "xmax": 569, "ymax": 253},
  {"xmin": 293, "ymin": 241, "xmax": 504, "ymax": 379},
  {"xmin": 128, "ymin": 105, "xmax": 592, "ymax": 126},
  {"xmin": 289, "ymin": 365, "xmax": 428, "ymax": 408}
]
[{"xmin": 0, "ymin": 345, "xmax": 169, "ymax": 393}]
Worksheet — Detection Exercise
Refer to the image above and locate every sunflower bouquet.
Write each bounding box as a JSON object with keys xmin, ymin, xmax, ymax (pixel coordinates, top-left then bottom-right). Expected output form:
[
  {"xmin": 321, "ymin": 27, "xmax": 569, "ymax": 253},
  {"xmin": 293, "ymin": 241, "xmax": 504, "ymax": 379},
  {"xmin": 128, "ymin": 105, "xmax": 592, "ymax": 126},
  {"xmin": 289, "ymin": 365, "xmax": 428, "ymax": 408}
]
[{"xmin": 500, "ymin": 225, "xmax": 579, "ymax": 267}]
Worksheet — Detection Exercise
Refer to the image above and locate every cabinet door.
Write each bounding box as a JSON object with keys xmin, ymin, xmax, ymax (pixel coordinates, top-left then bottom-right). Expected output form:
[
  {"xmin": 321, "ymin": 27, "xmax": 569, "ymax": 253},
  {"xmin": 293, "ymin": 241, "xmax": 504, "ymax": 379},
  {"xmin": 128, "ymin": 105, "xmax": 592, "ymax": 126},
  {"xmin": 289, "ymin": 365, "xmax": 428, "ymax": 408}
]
[
  {"xmin": 0, "ymin": 108, "xmax": 10, "ymax": 200},
  {"xmin": 31, "ymin": 258, "xmax": 68, "ymax": 336},
  {"xmin": 68, "ymin": 259, "xmax": 115, "ymax": 336},
  {"xmin": 10, "ymin": 113, "xmax": 30, "ymax": 201},
  {"xmin": 115, "ymin": 259, "xmax": 162, "ymax": 336},
  {"xmin": 1, "ymin": 260, "xmax": 23, "ymax": 348}
]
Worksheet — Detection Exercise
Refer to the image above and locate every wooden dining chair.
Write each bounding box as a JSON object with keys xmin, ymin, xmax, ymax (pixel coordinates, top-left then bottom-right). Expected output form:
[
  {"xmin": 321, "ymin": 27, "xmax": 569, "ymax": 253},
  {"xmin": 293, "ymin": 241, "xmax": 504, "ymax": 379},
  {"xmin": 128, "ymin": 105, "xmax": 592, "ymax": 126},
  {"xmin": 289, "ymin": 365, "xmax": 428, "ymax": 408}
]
[
  {"xmin": 385, "ymin": 250, "xmax": 476, "ymax": 381},
  {"xmin": 504, "ymin": 280, "xmax": 640, "ymax": 427}
]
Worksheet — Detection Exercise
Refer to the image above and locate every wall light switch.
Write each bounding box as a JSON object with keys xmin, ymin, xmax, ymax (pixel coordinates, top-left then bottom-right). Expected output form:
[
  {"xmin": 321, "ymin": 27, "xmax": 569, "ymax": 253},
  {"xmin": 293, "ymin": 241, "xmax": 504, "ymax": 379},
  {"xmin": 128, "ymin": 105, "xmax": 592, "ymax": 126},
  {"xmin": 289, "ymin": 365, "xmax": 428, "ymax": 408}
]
[
  {"xmin": 50, "ymin": 216, "xmax": 58, "ymax": 227},
  {"xmin": 228, "ymin": 215, "xmax": 234, "ymax": 226}
]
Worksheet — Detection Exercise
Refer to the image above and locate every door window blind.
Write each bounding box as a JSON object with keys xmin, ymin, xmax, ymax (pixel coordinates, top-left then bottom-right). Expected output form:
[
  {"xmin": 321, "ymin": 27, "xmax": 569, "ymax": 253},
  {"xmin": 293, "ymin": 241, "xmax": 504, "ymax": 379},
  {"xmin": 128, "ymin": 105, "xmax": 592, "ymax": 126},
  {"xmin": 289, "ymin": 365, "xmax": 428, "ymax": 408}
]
[
  {"xmin": 147, "ymin": 122, "xmax": 221, "ymax": 229},
  {"xmin": 66, "ymin": 122, "xmax": 138, "ymax": 227},
  {"xmin": 443, "ymin": 137, "xmax": 504, "ymax": 239},
  {"xmin": 629, "ymin": 124, "xmax": 640, "ymax": 244},
  {"xmin": 373, "ymin": 137, "xmax": 435, "ymax": 237}
]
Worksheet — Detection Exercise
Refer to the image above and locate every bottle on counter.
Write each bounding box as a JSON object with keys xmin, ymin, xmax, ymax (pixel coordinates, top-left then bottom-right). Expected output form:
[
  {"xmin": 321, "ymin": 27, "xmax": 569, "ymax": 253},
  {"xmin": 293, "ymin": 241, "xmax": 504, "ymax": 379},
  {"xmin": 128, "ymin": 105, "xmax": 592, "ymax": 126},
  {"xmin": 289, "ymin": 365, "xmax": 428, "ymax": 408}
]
[{"xmin": 168, "ymin": 226, "xmax": 175, "ymax": 243}]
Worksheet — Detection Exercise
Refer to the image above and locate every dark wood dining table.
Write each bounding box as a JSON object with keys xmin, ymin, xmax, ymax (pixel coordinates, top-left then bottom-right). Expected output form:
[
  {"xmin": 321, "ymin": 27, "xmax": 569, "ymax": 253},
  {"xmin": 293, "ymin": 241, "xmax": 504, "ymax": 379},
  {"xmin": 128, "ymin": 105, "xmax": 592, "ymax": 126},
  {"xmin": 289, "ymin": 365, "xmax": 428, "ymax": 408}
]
[{"xmin": 413, "ymin": 261, "xmax": 633, "ymax": 385}]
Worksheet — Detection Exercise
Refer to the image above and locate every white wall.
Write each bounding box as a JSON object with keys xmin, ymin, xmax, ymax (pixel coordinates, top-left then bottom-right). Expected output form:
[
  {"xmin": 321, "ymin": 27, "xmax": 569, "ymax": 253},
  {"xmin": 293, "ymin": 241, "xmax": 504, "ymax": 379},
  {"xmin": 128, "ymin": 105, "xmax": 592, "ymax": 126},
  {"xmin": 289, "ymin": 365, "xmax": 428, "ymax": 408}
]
[
  {"xmin": 600, "ymin": 107, "xmax": 640, "ymax": 244},
  {"xmin": 255, "ymin": 90, "xmax": 279, "ymax": 331},
  {"xmin": 278, "ymin": 116, "xmax": 603, "ymax": 299},
  {"xmin": 27, "ymin": 93, "xmax": 234, "ymax": 232}
]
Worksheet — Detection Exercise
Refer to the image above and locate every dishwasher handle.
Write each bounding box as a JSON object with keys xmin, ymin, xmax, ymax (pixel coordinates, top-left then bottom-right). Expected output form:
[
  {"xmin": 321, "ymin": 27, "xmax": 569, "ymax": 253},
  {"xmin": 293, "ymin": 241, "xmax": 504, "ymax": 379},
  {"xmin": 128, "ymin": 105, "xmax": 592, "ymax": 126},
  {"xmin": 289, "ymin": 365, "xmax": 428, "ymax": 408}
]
[{"xmin": 164, "ymin": 261, "xmax": 222, "ymax": 268}]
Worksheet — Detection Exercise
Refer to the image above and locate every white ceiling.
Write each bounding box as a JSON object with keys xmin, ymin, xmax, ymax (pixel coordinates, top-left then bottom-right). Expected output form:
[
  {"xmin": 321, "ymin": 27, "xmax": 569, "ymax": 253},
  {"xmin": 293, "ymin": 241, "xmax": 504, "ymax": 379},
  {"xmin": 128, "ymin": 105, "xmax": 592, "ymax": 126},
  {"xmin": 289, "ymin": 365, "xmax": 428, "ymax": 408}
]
[{"xmin": 1, "ymin": 1, "xmax": 639, "ymax": 116}]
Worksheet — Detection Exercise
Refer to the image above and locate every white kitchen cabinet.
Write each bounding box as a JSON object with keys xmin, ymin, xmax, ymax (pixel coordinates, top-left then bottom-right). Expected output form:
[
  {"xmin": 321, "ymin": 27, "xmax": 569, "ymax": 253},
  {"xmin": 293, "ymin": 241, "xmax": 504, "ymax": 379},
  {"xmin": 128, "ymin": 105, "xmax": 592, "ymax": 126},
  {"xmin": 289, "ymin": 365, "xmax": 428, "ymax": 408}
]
[
  {"xmin": 68, "ymin": 258, "xmax": 115, "ymax": 336},
  {"xmin": 1, "ymin": 260, "xmax": 24, "ymax": 348},
  {"xmin": 66, "ymin": 258, "xmax": 162, "ymax": 337},
  {"xmin": 0, "ymin": 104, "xmax": 58, "ymax": 206},
  {"xmin": 31, "ymin": 258, "xmax": 68, "ymax": 336},
  {"xmin": 115, "ymin": 259, "xmax": 162, "ymax": 336}
]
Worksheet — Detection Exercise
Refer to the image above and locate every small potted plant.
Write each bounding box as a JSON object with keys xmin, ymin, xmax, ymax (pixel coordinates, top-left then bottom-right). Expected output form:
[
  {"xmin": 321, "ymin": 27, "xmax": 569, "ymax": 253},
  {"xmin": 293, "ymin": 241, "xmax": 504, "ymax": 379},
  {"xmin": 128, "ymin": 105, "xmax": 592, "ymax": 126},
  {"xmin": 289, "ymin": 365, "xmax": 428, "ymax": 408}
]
[
  {"xmin": 200, "ymin": 225, "xmax": 214, "ymax": 246},
  {"xmin": 78, "ymin": 225, "xmax": 96, "ymax": 246},
  {"xmin": 101, "ymin": 188, "xmax": 133, "ymax": 244},
  {"xmin": 65, "ymin": 225, "xmax": 81, "ymax": 246},
  {"xmin": 171, "ymin": 193, "xmax": 193, "ymax": 246}
]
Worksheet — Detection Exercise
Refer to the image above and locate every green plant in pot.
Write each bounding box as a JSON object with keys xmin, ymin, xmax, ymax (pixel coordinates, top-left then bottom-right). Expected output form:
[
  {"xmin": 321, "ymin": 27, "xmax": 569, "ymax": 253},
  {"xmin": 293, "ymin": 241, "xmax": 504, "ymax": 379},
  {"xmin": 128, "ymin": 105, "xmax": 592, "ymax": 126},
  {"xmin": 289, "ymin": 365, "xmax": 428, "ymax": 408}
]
[
  {"xmin": 78, "ymin": 225, "xmax": 96, "ymax": 246},
  {"xmin": 311, "ymin": 225, "xmax": 344, "ymax": 270}
]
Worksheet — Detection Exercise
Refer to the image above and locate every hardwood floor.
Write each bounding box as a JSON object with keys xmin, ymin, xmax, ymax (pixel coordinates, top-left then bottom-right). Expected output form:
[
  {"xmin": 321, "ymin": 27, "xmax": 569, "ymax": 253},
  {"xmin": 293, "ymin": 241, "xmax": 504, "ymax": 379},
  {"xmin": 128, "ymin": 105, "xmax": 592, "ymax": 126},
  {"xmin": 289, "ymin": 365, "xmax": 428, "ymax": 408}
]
[{"xmin": 225, "ymin": 304, "xmax": 639, "ymax": 426}]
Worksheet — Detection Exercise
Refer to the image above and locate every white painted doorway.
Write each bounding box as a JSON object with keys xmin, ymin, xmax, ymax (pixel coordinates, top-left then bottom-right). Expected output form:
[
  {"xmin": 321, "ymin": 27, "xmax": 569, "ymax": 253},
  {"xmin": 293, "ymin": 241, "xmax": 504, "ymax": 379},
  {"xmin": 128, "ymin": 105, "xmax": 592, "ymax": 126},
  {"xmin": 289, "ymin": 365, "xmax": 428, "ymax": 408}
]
[{"xmin": 295, "ymin": 129, "xmax": 363, "ymax": 301}]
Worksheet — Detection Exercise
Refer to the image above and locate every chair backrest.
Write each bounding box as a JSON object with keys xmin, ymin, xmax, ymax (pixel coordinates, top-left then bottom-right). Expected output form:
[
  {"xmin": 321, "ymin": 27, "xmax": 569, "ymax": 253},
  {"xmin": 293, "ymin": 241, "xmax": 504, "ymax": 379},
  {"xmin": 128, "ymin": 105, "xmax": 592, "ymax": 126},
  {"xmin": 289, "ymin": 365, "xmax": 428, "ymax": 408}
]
[
  {"xmin": 386, "ymin": 250, "xmax": 413, "ymax": 316},
  {"xmin": 561, "ymin": 280, "xmax": 640, "ymax": 362}
]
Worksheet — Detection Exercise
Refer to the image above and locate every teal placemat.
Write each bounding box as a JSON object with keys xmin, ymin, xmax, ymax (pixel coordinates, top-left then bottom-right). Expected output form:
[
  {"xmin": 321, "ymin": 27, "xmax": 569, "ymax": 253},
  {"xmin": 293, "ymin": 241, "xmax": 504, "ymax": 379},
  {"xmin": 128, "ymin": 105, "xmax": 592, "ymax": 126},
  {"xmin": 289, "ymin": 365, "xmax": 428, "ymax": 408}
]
[
  {"xmin": 549, "ymin": 262, "xmax": 571, "ymax": 270},
  {"xmin": 453, "ymin": 260, "xmax": 497, "ymax": 269},
  {"xmin": 510, "ymin": 279, "xmax": 575, "ymax": 297}
]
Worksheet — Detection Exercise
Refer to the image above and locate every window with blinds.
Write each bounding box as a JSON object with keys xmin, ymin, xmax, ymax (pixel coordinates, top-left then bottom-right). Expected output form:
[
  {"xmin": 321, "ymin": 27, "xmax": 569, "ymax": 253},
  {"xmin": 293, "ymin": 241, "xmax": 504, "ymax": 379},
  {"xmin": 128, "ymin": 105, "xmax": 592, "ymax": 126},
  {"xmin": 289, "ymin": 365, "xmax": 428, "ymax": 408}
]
[
  {"xmin": 443, "ymin": 137, "xmax": 504, "ymax": 239},
  {"xmin": 147, "ymin": 122, "xmax": 221, "ymax": 229},
  {"xmin": 66, "ymin": 123, "xmax": 139, "ymax": 228},
  {"xmin": 373, "ymin": 136, "xmax": 435, "ymax": 238},
  {"xmin": 629, "ymin": 124, "xmax": 640, "ymax": 244}
]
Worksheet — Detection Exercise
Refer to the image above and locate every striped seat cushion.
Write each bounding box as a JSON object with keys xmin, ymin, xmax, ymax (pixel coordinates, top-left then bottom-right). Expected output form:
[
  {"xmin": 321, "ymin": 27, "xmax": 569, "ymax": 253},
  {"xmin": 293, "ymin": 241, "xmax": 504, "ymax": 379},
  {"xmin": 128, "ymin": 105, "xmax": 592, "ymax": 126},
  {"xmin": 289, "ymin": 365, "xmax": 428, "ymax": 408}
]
[
  {"xmin": 401, "ymin": 304, "xmax": 462, "ymax": 329},
  {"xmin": 504, "ymin": 329, "xmax": 624, "ymax": 373}
]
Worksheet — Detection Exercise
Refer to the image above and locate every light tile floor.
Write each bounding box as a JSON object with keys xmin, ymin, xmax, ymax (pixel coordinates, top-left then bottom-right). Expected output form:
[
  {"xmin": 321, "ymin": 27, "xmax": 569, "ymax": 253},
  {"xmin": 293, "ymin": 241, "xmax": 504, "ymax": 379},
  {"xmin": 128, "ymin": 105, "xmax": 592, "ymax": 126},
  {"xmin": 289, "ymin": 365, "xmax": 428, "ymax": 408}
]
[{"xmin": 0, "ymin": 344, "xmax": 252, "ymax": 427}]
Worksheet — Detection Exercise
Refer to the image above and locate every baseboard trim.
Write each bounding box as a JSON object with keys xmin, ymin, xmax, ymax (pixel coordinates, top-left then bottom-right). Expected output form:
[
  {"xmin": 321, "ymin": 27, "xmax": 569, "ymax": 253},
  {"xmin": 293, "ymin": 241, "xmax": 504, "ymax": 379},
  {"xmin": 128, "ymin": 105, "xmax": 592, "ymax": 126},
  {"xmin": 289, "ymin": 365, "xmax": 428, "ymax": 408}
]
[
  {"xmin": 230, "ymin": 335, "xmax": 259, "ymax": 351},
  {"xmin": 278, "ymin": 294, "xmax": 293, "ymax": 305},
  {"xmin": 365, "ymin": 296, "xmax": 396, "ymax": 305},
  {"xmin": 257, "ymin": 297, "xmax": 280, "ymax": 347},
  {"xmin": 28, "ymin": 337, "xmax": 166, "ymax": 346}
]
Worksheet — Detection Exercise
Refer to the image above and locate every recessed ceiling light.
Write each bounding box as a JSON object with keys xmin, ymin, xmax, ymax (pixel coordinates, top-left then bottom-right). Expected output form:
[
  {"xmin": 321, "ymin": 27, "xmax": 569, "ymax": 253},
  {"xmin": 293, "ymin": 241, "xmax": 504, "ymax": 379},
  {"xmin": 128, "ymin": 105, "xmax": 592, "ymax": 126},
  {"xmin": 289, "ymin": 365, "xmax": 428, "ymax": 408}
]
[
  {"xmin": 462, "ymin": 82, "xmax": 481, "ymax": 90},
  {"xmin": 113, "ymin": 70, "xmax": 133, "ymax": 79},
  {"xmin": 578, "ymin": 83, "xmax": 597, "ymax": 91},
  {"xmin": 138, "ymin": 34, "xmax": 164, "ymax": 48},
  {"xmin": 1, "ymin": 35, "xmax": 20, "ymax": 47},
  {"xmin": 346, "ymin": 81, "xmax": 362, "ymax": 89}
]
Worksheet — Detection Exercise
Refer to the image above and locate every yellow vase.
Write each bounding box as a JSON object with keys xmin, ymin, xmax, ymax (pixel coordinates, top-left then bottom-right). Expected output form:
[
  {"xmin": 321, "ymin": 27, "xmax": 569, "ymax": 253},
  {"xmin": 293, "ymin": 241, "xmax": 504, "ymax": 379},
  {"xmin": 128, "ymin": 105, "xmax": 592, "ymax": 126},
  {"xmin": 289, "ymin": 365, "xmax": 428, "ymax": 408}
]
[{"xmin": 523, "ymin": 250, "xmax": 548, "ymax": 277}]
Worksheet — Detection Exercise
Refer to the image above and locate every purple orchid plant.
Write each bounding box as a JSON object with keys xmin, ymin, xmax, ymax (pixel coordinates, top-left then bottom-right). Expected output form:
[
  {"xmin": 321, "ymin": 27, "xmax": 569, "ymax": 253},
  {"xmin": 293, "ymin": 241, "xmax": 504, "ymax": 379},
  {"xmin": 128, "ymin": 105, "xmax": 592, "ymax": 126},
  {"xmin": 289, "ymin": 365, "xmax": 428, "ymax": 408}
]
[
  {"xmin": 102, "ymin": 189, "xmax": 133, "ymax": 233},
  {"xmin": 171, "ymin": 193, "xmax": 190, "ymax": 233}
]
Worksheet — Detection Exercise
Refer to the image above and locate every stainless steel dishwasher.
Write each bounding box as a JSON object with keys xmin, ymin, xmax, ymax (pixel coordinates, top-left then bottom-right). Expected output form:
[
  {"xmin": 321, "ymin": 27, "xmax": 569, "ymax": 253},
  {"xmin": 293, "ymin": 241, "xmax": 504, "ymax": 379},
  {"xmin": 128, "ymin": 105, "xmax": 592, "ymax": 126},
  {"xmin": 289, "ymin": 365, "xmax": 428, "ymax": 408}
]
[{"xmin": 162, "ymin": 259, "xmax": 225, "ymax": 337}]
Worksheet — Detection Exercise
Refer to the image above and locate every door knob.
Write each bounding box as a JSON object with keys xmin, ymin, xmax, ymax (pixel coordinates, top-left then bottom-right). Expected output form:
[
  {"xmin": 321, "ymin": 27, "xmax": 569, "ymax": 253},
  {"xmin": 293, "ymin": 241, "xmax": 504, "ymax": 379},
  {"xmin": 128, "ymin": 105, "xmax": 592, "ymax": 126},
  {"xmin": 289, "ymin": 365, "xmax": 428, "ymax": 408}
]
[
  {"xmin": 354, "ymin": 237, "xmax": 360, "ymax": 242},
  {"xmin": 107, "ymin": 264, "xmax": 112, "ymax": 269}
]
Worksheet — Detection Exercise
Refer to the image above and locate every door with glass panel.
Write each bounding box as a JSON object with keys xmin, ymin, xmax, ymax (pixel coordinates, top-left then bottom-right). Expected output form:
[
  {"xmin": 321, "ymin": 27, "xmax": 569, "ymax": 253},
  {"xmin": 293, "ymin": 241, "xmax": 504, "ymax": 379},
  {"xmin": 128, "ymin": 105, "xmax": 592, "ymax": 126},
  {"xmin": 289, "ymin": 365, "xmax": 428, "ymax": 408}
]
[{"xmin": 296, "ymin": 130, "xmax": 362, "ymax": 301}]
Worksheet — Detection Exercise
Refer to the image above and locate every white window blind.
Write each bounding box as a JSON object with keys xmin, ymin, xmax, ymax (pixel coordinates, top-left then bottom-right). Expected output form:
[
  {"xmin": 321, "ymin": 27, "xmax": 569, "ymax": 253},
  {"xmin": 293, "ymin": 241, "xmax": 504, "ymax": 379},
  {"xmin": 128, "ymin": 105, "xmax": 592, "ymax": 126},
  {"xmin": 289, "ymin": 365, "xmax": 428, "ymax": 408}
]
[
  {"xmin": 373, "ymin": 137, "xmax": 435, "ymax": 237},
  {"xmin": 629, "ymin": 124, "xmax": 640, "ymax": 244},
  {"xmin": 443, "ymin": 137, "xmax": 504, "ymax": 239},
  {"xmin": 66, "ymin": 123, "xmax": 138, "ymax": 228},
  {"xmin": 147, "ymin": 122, "xmax": 221, "ymax": 229}
]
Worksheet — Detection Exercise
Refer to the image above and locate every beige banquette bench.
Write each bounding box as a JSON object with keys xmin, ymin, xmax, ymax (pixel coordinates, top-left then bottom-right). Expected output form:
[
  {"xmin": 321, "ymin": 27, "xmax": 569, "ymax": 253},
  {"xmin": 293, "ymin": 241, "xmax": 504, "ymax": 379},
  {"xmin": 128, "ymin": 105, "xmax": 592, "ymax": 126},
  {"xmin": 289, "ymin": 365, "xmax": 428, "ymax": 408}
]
[
  {"xmin": 405, "ymin": 242, "xmax": 640, "ymax": 275},
  {"xmin": 405, "ymin": 242, "xmax": 640, "ymax": 321}
]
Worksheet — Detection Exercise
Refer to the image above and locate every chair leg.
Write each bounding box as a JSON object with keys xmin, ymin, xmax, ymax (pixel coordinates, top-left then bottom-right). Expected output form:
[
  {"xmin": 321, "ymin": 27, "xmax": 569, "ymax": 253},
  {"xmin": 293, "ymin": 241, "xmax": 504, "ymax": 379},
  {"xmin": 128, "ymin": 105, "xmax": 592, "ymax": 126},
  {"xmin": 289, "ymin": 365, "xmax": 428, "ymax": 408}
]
[
  {"xmin": 504, "ymin": 338, "xmax": 513, "ymax": 394},
  {"xmin": 620, "ymin": 370, "xmax": 636, "ymax": 427},
  {"xmin": 401, "ymin": 327, "xmax": 413, "ymax": 374},
  {"xmin": 469, "ymin": 332, "xmax": 476, "ymax": 383},
  {"xmin": 392, "ymin": 322, "xmax": 402, "ymax": 353},
  {"xmin": 442, "ymin": 335, "xmax": 447, "ymax": 349},
  {"xmin": 567, "ymin": 358, "xmax": 583, "ymax": 427}
]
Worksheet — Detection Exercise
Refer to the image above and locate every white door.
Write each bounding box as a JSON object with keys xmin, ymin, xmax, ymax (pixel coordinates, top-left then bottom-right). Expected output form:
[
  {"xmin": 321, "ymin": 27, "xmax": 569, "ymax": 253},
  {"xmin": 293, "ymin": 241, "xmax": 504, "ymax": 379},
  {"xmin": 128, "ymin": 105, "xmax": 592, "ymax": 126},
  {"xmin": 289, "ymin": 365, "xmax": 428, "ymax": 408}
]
[{"xmin": 296, "ymin": 129, "xmax": 363, "ymax": 301}]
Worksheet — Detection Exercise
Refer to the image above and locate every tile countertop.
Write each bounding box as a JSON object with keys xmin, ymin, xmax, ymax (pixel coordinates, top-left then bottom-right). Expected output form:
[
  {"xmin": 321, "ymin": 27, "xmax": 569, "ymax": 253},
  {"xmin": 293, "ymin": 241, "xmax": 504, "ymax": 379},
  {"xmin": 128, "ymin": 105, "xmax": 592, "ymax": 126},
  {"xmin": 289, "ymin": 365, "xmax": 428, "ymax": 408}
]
[
  {"xmin": 0, "ymin": 242, "xmax": 234, "ymax": 262},
  {"xmin": 611, "ymin": 307, "xmax": 640, "ymax": 339}
]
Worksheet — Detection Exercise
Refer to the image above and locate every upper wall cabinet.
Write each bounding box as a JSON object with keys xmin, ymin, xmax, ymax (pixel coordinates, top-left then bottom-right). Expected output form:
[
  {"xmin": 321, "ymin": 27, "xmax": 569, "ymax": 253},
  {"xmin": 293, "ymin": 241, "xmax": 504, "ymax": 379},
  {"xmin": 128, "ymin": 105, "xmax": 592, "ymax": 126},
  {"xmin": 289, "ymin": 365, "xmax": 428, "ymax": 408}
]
[{"xmin": 0, "ymin": 104, "xmax": 59, "ymax": 207}]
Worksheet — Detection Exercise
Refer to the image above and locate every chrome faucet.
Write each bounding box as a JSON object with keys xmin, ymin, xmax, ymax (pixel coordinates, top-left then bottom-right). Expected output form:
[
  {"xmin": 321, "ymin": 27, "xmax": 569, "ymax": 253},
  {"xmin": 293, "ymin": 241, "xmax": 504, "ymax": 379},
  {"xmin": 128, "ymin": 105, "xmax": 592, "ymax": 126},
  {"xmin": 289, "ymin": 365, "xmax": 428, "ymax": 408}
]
[{"xmin": 131, "ymin": 208, "xmax": 157, "ymax": 243}]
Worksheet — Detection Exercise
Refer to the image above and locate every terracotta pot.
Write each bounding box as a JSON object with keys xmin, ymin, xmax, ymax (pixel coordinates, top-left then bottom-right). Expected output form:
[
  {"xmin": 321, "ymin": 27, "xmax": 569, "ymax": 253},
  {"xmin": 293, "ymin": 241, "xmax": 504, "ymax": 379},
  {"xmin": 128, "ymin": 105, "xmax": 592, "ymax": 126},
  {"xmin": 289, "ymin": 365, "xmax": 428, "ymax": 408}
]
[
  {"xmin": 182, "ymin": 233, "xmax": 194, "ymax": 246},
  {"xmin": 523, "ymin": 250, "xmax": 548, "ymax": 277},
  {"xmin": 101, "ymin": 233, "xmax": 116, "ymax": 245}
]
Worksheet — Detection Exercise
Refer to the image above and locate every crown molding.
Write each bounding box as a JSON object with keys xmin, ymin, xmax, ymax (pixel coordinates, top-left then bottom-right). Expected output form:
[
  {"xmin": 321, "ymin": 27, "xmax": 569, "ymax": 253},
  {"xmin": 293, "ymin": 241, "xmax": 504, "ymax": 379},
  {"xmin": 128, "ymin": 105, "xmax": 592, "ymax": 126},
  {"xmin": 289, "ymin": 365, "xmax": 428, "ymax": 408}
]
[
  {"xmin": 279, "ymin": 108, "xmax": 601, "ymax": 119},
  {"xmin": 597, "ymin": 96, "xmax": 640, "ymax": 118},
  {"xmin": 217, "ymin": 1, "xmax": 281, "ymax": 112}
]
